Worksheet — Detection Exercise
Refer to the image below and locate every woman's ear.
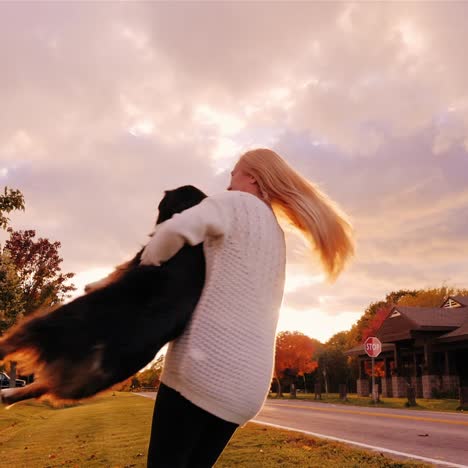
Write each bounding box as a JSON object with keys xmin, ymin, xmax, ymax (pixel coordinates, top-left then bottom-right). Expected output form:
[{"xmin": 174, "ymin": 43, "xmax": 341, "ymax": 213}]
[{"xmin": 248, "ymin": 174, "xmax": 257, "ymax": 184}]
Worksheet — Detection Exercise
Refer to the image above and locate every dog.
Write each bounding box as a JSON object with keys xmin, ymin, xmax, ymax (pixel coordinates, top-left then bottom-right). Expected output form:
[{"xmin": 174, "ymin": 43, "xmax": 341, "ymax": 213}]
[{"xmin": 0, "ymin": 185, "xmax": 207, "ymax": 405}]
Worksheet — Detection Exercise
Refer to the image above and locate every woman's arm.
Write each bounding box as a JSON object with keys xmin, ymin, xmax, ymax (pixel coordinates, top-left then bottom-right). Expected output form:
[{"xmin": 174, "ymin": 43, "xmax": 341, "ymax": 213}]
[{"xmin": 140, "ymin": 195, "xmax": 226, "ymax": 266}]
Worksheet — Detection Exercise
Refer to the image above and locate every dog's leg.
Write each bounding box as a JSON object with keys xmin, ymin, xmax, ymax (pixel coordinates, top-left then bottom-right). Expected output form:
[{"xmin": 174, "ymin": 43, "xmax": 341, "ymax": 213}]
[{"xmin": 0, "ymin": 381, "xmax": 48, "ymax": 406}]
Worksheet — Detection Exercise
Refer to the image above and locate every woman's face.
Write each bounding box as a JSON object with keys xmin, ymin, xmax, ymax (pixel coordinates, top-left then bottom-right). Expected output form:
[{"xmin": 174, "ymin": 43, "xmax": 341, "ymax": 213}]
[{"xmin": 227, "ymin": 162, "xmax": 256, "ymax": 192}]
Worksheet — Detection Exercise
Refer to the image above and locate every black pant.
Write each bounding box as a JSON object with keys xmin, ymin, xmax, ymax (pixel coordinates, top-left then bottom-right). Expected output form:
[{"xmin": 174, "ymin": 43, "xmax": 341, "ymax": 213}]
[{"xmin": 147, "ymin": 383, "xmax": 238, "ymax": 468}]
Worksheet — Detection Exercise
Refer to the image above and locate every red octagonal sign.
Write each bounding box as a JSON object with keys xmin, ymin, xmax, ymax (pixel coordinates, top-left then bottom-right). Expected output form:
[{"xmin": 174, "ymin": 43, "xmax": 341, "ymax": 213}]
[{"xmin": 364, "ymin": 336, "xmax": 382, "ymax": 358}]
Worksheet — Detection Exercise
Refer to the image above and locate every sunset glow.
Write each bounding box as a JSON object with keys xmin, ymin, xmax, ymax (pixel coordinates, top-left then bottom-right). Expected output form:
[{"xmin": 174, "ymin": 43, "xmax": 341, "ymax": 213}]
[{"xmin": 2, "ymin": 2, "xmax": 467, "ymax": 344}]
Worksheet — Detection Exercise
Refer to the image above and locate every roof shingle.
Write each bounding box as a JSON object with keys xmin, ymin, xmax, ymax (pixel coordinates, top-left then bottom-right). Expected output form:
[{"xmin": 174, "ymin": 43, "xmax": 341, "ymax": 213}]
[
  {"xmin": 395, "ymin": 306, "xmax": 468, "ymax": 328},
  {"xmin": 437, "ymin": 319, "xmax": 468, "ymax": 342}
]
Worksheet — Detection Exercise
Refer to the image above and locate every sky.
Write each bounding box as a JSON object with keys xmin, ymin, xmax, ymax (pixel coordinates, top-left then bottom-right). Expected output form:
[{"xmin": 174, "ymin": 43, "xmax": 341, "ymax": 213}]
[{"xmin": 1, "ymin": 2, "xmax": 467, "ymax": 345}]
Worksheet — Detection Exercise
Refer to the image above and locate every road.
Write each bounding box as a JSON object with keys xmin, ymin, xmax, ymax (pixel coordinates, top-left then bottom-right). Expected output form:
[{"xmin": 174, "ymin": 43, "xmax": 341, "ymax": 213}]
[
  {"xmin": 136, "ymin": 393, "xmax": 468, "ymax": 467},
  {"xmin": 255, "ymin": 399, "xmax": 468, "ymax": 467}
]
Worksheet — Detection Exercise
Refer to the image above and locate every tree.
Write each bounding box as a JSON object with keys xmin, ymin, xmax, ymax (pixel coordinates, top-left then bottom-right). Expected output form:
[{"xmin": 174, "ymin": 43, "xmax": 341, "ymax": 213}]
[
  {"xmin": 361, "ymin": 304, "xmax": 393, "ymax": 341},
  {"xmin": 317, "ymin": 331, "xmax": 355, "ymax": 394},
  {"xmin": 1, "ymin": 227, "xmax": 76, "ymax": 387},
  {"xmin": 347, "ymin": 289, "xmax": 418, "ymax": 347},
  {"xmin": 115, "ymin": 355, "xmax": 166, "ymax": 392},
  {"xmin": 330, "ymin": 289, "xmax": 419, "ymax": 391},
  {"xmin": 136, "ymin": 355, "xmax": 165, "ymax": 389},
  {"xmin": 0, "ymin": 187, "xmax": 25, "ymax": 230},
  {"xmin": 0, "ymin": 252, "xmax": 25, "ymax": 335},
  {"xmin": 309, "ymin": 286, "xmax": 468, "ymax": 394},
  {"xmin": 397, "ymin": 286, "xmax": 468, "ymax": 308},
  {"xmin": 3, "ymin": 228, "xmax": 76, "ymax": 315},
  {"xmin": 0, "ymin": 186, "xmax": 26, "ymax": 382},
  {"xmin": 0, "ymin": 187, "xmax": 26, "ymax": 332},
  {"xmin": 274, "ymin": 331, "xmax": 320, "ymax": 396}
]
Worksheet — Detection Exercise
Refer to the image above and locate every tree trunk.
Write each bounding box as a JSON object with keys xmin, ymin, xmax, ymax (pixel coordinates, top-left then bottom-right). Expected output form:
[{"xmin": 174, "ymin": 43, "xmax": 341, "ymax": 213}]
[
  {"xmin": 9, "ymin": 361, "xmax": 17, "ymax": 388},
  {"xmin": 323, "ymin": 369, "xmax": 329, "ymax": 396},
  {"xmin": 275, "ymin": 376, "xmax": 283, "ymax": 398}
]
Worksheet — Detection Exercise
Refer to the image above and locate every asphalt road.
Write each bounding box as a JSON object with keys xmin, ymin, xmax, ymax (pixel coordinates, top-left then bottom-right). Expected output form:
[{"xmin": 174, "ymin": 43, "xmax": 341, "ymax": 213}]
[
  {"xmin": 136, "ymin": 393, "xmax": 468, "ymax": 467},
  {"xmin": 254, "ymin": 399, "xmax": 468, "ymax": 467}
]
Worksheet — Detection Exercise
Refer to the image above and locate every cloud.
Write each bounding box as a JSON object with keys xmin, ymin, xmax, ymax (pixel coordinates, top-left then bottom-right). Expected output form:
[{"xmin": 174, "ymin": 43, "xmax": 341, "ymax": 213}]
[{"xmin": 1, "ymin": 2, "xmax": 467, "ymax": 340}]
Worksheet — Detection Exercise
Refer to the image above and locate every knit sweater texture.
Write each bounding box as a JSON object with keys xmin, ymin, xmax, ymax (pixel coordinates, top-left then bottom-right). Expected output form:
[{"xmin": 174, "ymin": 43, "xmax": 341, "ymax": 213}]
[{"xmin": 140, "ymin": 190, "xmax": 286, "ymax": 425}]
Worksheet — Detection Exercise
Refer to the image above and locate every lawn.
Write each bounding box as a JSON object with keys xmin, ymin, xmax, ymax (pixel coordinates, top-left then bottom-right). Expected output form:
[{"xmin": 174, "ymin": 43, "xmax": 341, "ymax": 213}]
[
  {"xmin": 0, "ymin": 392, "xmax": 429, "ymax": 467},
  {"xmin": 269, "ymin": 392, "xmax": 461, "ymax": 412}
]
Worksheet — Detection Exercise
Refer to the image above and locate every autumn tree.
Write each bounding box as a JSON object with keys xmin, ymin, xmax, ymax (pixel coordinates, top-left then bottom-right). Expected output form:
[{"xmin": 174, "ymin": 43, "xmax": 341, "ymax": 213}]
[
  {"xmin": 361, "ymin": 304, "xmax": 393, "ymax": 341},
  {"xmin": 325, "ymin": 290, "xmax": 418, "ymax": 390},
  {"xmin": 1, "ymin": 227, "xmax": 76, "ymax": 385},
  {"xmin": 3, "ymin": 228, "xmax": 76, "ymax": 316},
  {"xmin": 397, "ymin": 286, "xmax": 468, "ymax": 308},
  {"xmin": 0, "ymin": 252, "xmax": 25, "ymax": 335},
  {"xmin": 274, "ymin": 331, "xmax": 320, "ymax": 397},
  {"xmin": 0, "ymin": 187, "xmax": 25, "ymax": 380},
  {"xmin": 136, "ymin": 355, "xmax": 165, "ymax": 389},
  {"xmin": 303, "ymin": 286, "xmax": 468, "ymax": 393},
  {"xmin": 316, "ymin": 331, "xmax": 356, "ymax": 393},
  {"xmin": 0, "ymin": 187, "xmax": 25, "ymax": 230},
  {"xmin": 347, "ymin": 289, "xmax": 418, "ymax": 347}
]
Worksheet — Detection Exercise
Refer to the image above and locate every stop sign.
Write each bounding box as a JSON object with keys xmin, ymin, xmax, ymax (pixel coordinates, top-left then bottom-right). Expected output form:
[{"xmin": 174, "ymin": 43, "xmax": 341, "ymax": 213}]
[{"xmin": 364, "ymin": 336, "xmax": 382, "ymax": 358}]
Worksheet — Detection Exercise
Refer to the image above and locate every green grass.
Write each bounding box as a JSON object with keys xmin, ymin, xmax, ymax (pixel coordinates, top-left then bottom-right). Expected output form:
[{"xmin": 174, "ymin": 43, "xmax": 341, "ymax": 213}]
[
  {"xmin": 269, "ymin": 392, "xmax": 461, "ymax": 412},
  {"xmin": 0, "ymin": 392, "xmax": 150, "ymax": 467},
  {"xmin": 216, "ymin": 424, "xmax": 428, "ymax": 467},
  {"xmin": 0, "ymin": 392, "xmax": 429, "ymax": 467}
]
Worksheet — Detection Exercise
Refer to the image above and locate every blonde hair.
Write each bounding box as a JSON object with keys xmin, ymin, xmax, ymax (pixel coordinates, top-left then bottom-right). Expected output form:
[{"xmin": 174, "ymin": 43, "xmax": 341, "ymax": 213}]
[{"xmin": 239, "ymin": 148, "xmax": 355, "ymax": 282}]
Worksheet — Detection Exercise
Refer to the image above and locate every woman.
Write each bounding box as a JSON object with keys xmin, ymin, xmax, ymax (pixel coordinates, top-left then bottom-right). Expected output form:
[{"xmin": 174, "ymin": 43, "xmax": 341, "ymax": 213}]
[{"xmin": 141, "ymin": 148, "xmax": 355, "ymax": 467}]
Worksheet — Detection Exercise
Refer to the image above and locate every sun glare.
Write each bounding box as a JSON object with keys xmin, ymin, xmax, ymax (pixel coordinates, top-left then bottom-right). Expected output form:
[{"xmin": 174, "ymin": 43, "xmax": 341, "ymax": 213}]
[
  {"xmin": 67, "ymin": 267, "xmax": 114, "ymax": 300},
  {"xmin": 128, "ymin": 119, "xmax": 155, "ymax": 137},
  {"xmin": 397, "ymin": 20, "xmax": 426, "ymax": 56},
  {"xmin": 284, "ymin": 273, "xmax": 325, "ymax": 293},
  {"xmin": 194, "ymin": 105, "xmax": 245, "ymax": 136},
  {"xmin": 278, "ymin": 306, "xmax": 361, "ymax": 343}
]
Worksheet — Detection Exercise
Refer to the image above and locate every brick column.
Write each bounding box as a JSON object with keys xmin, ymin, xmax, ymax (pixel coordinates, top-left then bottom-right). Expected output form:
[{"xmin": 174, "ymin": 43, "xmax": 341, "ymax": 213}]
[
  {"xmin": 357, "ymin": 378, "xmax": 370, "ymax": 397},
  {"xmin": 442, "ymin": 375, "xmax": 460, "ymax": 393},
  {"xmin": 442, "ymin": 351, "xmax": 459, "ymax": 395},
  {"xmin": 381, "ymin": 358, "xmax": 391, "ymax": 397},
  {"xmin": 392, "ymin": 376, "xmax": 407, "ymax": 398},
  {"xmin": 422, "ymin": 374, "xmax": 440, "ymax": 398},
  {"xmin": 381, "ymin": 377, "xmax": 393, "ymax": 397}
]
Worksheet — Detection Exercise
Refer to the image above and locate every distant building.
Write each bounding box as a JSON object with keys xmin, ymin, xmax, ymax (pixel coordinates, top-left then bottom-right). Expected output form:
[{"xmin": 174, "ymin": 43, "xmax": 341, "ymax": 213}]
[{"xmin": 346, "ymin": 296, "xmax": 468, "ymax": 398}]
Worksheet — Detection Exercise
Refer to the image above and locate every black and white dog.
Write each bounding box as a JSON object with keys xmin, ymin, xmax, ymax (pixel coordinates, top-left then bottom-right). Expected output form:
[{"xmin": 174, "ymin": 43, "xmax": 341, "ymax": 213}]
[{"xmin": 0, "ymin": 185, "xmax": 207, "ymax": 405}]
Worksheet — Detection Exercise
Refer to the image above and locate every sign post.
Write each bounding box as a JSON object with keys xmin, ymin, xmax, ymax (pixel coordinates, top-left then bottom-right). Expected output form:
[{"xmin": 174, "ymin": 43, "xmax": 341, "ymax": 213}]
[{"xmin": 364, "ymin": 336, "xmax": 382, "ymax": 403}]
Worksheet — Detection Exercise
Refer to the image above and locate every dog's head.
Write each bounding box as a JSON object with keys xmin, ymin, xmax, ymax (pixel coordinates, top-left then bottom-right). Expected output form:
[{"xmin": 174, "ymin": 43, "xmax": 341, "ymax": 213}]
[{"xmin": 156, "ymin": 185, "xmax": 208, "ymax": 224}]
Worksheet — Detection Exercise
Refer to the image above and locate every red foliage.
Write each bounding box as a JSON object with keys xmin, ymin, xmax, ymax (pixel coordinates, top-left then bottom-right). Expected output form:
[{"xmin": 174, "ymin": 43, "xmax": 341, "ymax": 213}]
[
  {"xmin": 275, "ymin": 331, "xmax": 319, "ymax": 379},
  {"xmin": 361, "ymin": 305, "xmax": 392, "ymax": 341},
  {"xmin": 364, "ymin": 360, "xmax": 385, "ymax": 377},
  {"xmin": 4, "ymin": 228, "xmax": 75, "ymax": 313}
]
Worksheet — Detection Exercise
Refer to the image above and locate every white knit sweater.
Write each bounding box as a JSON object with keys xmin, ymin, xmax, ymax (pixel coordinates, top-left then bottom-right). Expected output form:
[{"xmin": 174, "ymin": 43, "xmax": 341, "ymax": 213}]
[{"xmin": 141, "ymin": 191, "xmax": 286, "ymax": 425}]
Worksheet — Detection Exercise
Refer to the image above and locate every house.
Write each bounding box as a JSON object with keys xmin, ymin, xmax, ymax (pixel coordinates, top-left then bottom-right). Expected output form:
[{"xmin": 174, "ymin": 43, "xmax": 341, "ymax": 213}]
[{"xmin": 346, "ymin": 296, "xmax": 468, "ymax": 398}]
